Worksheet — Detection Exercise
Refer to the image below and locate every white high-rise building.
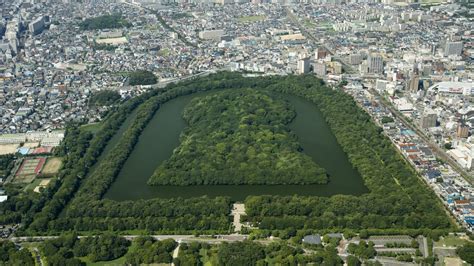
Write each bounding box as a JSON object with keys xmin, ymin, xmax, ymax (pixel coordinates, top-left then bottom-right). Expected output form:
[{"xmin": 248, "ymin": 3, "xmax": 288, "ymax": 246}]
[
  {"xmin": 367, "ymin": 54, "xmax": 383, "ymax": 74},
  {"xmin": 297, "ymin": 55, "xmax": 310, "ymax": 75},
  {"xmin": 444, "ymin": 41, "xmax": 463, "ymax": 56}
]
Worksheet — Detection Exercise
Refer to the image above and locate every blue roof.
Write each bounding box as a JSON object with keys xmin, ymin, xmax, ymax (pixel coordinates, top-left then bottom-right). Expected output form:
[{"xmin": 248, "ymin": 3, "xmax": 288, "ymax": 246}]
[
  {"xmin": 464, "ymin": 218, "xmax": 474, "ymax": 225},
  {"xmin": 426, "ymin": 169, "xmax": 441, "ymax": 179},
  {"xmin": 17, "ymin": 147, "xmax": 30, "ymax": 155}
]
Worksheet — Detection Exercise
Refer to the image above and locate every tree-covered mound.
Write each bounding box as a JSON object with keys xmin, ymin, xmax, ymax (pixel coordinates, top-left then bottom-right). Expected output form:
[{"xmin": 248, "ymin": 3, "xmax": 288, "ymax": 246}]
[
  {"xmin": 148, "ymin": 89, "xmax": 328, "ymax": 185},
  {"xmin": 89, "ymin": 90, "xmax": 121, "ymax": 107},
  {"xmin": 79, "ymin": 14, "xmax": 131, "ymax": 30},
  {"xmin": 128, "ymin": 70, "xmax": 157, "ymax": 86}
]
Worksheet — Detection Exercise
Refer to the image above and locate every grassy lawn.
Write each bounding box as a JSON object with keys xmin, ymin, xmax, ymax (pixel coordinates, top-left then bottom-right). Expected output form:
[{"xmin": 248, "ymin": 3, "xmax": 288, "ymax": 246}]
[
  {"xmin": 158, "ymin": 48, "xmax": 171, "ymax": 56},
  {"xmin": 435, "ymin": 236, "xmax": 469, "ymax": 247},
  {"xmin": 238, "ymin": 15, "xmax": 266, "ymax": 23},
  {"xmin": 421, "ymin": 0, "xmax": 446, "ymax": 3},
  {"xmin": 22, "ymin": 242, "xmax": 45, "ymax": 266},
  {"xmin": 303, "ymin": 19, "xmax": 316, "ymax": 28},
  {"xmin": 80, "ymin": 123, "xmax": 102, "ymax": 134},
  {"xmin": 201, "ymin": 247, "xmax": 218, "ymax": 265},
  {"xmin": 318, "ymin": 21, "xmax": 333, "ymax": 29},
  {"xmin": 442, "ymin": 257, "xmax": 470, "ymax": 266},
  {"xmin": 23, "ymin": 179, "xmax": 42, "ymax": 192},
  {"xmin": 80, "ymin": 255, "xmax": 127, "ymax": 266}
]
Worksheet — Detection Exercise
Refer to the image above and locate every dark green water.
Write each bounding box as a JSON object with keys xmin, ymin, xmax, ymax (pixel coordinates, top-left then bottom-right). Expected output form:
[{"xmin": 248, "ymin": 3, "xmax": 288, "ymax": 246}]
[
  {"xmin": 87, "ymin": 108, "xmax": 139, "ymax": 176},
  {"xmin": 104, "ymin": 90, "xmax": 368, "ymax": 201}
]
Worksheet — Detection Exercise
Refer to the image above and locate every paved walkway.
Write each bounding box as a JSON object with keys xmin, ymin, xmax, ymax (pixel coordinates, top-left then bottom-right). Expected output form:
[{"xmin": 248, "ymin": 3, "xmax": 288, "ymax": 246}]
[
  {"xmin": 231, "ymin": 203, "xmax": 245, "ymax": 233},
  {"xmin": 171, "ymin": 243, "xmax": 180, "ymax": 266},
  {"xmin": 422, "ymin": 236, "xmax": 429, "ymax": 258}
]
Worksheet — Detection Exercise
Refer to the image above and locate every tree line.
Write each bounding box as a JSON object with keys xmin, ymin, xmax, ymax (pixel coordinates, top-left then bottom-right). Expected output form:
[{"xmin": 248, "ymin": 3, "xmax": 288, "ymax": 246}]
[
  {"xmin": 128, "ymin": 70, "xmax": 157, "ymax": 86},
  {"xmin": 125, "ymin": 237, "xmax": 177, "ymax": 264},
  {"xmin": 5, "ymin": 84, "xmax": 160, "ymax": 233},
  {"xmin": 242, "ymin": 75, "xmax": 452, "ymax": 232},
  {"xmin": 21, "ymin": 73, "xmax": 249, "ymax": 235},
  {"xmin": 40, "ymin": 233, "xmax": 129, "ymax": 265},
  {"xmin": 0, "ymin": 241, "xmax": 34, "ymax": 265}
]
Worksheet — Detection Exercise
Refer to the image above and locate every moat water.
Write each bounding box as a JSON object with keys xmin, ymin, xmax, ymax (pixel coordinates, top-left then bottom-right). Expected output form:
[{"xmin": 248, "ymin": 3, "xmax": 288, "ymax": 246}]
[{"xmin": 103, "ymin": 90, "xmax": 368, "ymax": 201}]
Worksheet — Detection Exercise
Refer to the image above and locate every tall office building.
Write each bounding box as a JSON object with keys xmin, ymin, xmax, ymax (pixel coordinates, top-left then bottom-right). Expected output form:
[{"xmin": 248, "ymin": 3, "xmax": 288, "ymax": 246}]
[
  {"xmin": 457, "ymin": 124, "xmax": 469, "ymax": 138},
  {"xmin": 315, "ymin": 48, "xmax": 327, "ymax": 60},
  {"xmin": 29, "ymin": 16, "xmax": 45, "ymax": 35},
  {"xmin": 314, "ymin": 62, "xmax": 326, "ymax": 77},
  {"xmin": 367, "ymin": 54, "xmax": 383, "ymax": 74},
  {"xmin": 444, "ymin": 41, "xmax": 463, "ymax": 56},
  {"xmin": 420, "ymin": 110, "xmax": 437, "ymax": 129},
  {"xmin": 348, "ymin": 53, "xmax": 362, "ymax": 65},
  {"xmin": 407, "ymin": 74, "xmax": 419, "ymax": 92},
  {"xmin": 297, "ymin": 55, "xmax": 310, "ymax": 75}
]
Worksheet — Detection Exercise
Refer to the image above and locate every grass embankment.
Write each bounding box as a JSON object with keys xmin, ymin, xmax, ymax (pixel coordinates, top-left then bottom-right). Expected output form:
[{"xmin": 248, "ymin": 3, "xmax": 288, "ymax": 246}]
[
  {"xmin": 80, "ymin": 123, "xmax": 102, "ymax": 134},
  {"xmin": 238, "ymin": 15, "xmax": 266, "ymax": 23},
  {"xmin": 434, "ymin": 235, "xmax": 470, "ymax": 248}
]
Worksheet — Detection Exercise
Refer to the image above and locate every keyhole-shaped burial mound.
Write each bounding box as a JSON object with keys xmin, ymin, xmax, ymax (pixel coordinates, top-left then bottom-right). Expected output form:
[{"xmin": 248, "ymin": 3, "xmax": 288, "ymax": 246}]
[{"xmin": 147, "ymin": 89, "xmax": 328, "ymax": 186}]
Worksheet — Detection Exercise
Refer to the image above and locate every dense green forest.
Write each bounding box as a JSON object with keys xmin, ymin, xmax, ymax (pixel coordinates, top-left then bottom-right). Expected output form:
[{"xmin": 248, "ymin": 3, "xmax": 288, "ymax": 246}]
[
  {"xmin": 174, "ymin": 242, "xmax": 209, "ymax": 265},
  {"xmin": 128, "ymin": 70, "xmax": 157, "ymax": 86},
  {"xmin": 40, "ymin": 233, "xmax": 129, "ymax": 265},
  {"xmin": 207, "ymin": 240, "xmax": 342, "ymax": 265},
  {"xmin": 0, "ymin": 72, "xmax": 453, "ymax": 236},
  {"xmin": 88, "ymin": 90, "xmax": 121, "ymax": 107},
  {"xmin": 457, "ymin": 242, "xmax": 474, "ymax": 264},
  {"xmin": 0, "ymin": 241, "xmax": 34, "ymax": 265},
  {"xmin": 79, "ymin": 14, "xmax": 131, "ymax": 30},
  {"xmin": 149, "ymin": 89, "xmax": 327, "ymax": 185},
  {"xmin": 125, "ymin": 237, "xmax": 177, "ymax": 264},
  {"xmin": 0, "ymin": 154, "xmax": 15, "ymax": 179}
]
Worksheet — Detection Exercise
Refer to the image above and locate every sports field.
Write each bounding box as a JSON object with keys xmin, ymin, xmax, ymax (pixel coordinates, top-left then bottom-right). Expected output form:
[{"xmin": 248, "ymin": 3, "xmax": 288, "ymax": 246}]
[
  {"xmin": 14, "ymin": 158, "xmax": 46, "ymax": 183},
  {"xmin": 41, "ymin": 157, "xmax": 63, "ymax": 176},
  {"xmin": 96, "ymin": 37, "xmax": 128, "ymax": 45},
  {"xmin": 0, "ymin": 144, "xmax": 19, "ymax": 155}
]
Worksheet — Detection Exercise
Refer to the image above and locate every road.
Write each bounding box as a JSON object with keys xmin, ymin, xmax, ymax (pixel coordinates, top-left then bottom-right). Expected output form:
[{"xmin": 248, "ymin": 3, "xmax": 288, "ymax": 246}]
[
  {"xmin": 374, "ymin": 258, "xmax": 417, "ymax": 265},
  {"xmin": 11, "ymin": 234, "xmax": 248, "ymax": 244},
  {"xmin": 371, "ymin": 88, "xmax": 473, "ymax": 184},
  {"xmin": 375, "ymin": 248, "xmax": 416, "ymax": 253},
  {"xmin": 153, "ymin": 69, "xmax": 219, "ymax": 89},
  {"xmin": 358, "ymin": 88, "xmax": 466, "ymax": 228}
]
